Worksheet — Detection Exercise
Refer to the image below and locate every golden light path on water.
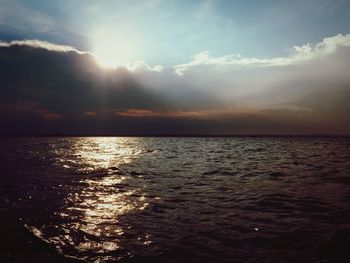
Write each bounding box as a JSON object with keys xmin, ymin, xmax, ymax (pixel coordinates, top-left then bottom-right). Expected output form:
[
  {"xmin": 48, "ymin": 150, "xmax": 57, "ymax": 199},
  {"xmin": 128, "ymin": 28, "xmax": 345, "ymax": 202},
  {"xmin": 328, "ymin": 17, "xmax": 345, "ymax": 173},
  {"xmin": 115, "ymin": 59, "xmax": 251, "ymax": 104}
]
[
  {"xmin": 29, "ymin": 137, "xmax": 153, "ymax": 261},
  {"xmin": 67, "ymin": 138, "xmax": 150, "ymax": 255}
]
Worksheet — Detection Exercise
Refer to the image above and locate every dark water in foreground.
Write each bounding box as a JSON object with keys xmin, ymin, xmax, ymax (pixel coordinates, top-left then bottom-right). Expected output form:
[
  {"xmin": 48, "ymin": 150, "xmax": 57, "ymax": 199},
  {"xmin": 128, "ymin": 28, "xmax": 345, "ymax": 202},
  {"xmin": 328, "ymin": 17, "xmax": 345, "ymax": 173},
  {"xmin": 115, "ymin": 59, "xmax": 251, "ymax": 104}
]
[{"xmin": 1, "ymin": 137, "xmax": 350, "ymax": 262}]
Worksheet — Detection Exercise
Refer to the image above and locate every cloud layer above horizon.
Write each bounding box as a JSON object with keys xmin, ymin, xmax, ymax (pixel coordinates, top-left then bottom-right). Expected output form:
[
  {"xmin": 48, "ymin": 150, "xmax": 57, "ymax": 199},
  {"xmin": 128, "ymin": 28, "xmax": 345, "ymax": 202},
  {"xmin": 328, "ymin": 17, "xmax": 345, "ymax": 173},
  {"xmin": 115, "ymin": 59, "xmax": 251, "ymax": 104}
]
[{"xmin": 0, "ymin": 33, "xmax": 350, "ymax": 135}]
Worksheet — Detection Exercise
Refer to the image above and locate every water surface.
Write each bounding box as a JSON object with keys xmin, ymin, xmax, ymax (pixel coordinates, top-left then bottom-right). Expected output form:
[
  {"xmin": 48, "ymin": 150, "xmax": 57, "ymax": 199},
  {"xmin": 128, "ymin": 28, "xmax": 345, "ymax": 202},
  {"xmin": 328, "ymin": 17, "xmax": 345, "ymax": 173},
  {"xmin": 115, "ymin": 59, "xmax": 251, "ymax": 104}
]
[{"xmin": 1, "ymin": 137, "xmax": 350, "ymax": 262}]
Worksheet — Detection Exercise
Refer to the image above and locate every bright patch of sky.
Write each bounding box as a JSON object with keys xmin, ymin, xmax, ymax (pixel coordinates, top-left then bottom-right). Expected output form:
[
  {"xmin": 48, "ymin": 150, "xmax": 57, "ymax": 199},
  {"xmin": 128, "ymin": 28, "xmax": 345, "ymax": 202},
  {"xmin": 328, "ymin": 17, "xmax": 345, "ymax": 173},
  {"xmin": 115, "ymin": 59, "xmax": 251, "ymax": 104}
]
[{"xmin": 1, "ymin": 0, "xmax": 350, "ymax": 66}]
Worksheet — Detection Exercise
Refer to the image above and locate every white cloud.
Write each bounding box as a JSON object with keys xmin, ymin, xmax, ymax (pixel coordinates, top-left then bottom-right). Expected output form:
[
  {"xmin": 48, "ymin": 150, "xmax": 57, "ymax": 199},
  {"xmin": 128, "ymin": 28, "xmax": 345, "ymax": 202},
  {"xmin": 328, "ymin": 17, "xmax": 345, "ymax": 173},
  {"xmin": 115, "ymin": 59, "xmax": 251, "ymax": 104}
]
[
  {"xmin": 127, "ymin": 60, "xmax": 164, "ymax": 72},
  {"xmin": 0, "ymin": 39, "xmax": 164, "ymax": 73},
  {"xmin": 174, "ymin": 34, "xmax": 350, "ymax": 75},
  {"xmin": 0, "ymin": 39, "xmax": 89, "ymax": 54}
]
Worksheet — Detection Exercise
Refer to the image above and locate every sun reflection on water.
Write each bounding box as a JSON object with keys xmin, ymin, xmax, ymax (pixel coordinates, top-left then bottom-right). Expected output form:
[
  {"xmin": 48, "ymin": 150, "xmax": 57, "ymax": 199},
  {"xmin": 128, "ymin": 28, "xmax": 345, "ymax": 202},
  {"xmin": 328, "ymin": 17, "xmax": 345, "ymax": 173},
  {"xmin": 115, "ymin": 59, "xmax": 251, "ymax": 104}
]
[
  {"xmin": 33, "ymin": 137, "xmax": 151, "ymax": 260},
  {"xmin": 73, "ymin": 137, "xmax": 142, "ymax": 170}
]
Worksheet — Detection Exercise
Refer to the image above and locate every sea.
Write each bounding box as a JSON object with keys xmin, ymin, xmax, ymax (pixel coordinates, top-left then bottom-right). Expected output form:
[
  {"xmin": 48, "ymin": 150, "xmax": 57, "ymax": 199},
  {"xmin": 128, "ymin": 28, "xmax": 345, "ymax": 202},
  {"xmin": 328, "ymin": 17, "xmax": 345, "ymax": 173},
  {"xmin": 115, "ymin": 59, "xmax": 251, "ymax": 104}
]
[{"xmin": 0, "ymin": 137, "xmax": 350, "ymax": 262}]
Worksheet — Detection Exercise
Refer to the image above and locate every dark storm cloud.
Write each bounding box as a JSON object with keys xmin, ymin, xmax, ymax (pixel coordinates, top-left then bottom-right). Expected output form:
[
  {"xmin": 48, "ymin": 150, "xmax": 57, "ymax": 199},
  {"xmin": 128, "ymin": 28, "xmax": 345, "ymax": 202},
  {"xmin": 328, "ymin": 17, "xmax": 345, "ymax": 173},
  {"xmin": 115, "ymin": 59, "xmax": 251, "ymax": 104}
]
[
  {"xmin": 0, "ymin": 36, "xmax": 350, "ymax": 135},
  {"xmin": 0, "ymin": 41, "xmax": 220, "ymax": 135},
  {"xmin": 0, "ymin": 43, "xmax": 164, "ymax": 111},
  {"xmin": 0, "ymin": 42, "xmax": 163, "ymax": 134}
]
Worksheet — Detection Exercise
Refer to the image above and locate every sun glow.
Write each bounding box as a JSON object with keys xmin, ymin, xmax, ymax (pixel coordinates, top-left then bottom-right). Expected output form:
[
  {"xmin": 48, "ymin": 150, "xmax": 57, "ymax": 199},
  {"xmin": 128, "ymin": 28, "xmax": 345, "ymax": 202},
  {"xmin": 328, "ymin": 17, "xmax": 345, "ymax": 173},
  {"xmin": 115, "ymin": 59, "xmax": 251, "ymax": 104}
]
[{"xmin": 92, "ymin": 29, "xmax": 137, "ymax": 68}]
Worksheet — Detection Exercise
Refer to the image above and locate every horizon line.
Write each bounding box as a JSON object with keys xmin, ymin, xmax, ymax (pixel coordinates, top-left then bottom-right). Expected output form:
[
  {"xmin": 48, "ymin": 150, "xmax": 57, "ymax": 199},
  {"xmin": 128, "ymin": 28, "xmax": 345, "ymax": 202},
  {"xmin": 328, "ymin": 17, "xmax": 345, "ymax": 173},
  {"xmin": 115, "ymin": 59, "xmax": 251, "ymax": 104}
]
[{"xmin": 1, "ymin": 134, "xmax": 350, "ymax": 138}]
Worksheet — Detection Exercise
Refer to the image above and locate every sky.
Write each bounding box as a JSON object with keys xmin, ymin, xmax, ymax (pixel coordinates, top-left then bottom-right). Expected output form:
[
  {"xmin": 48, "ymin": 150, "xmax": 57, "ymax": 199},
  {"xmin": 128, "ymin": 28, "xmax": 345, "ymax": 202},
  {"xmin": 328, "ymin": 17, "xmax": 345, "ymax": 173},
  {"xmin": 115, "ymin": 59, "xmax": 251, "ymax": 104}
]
[{"xmin": 0, "ymin": 0, "xmax": 350, "ymax": 135}]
